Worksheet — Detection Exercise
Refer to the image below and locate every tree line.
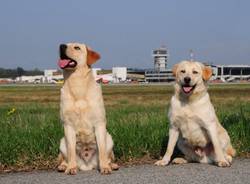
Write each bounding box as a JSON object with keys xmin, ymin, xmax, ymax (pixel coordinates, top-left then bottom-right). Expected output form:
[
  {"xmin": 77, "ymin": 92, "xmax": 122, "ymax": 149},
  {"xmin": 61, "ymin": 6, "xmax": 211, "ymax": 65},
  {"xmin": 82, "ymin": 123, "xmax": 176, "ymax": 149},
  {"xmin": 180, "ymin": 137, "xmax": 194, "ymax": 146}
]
[{"xmin": 0, "ymin": 67, "xmax": 43, "ymax": 79}]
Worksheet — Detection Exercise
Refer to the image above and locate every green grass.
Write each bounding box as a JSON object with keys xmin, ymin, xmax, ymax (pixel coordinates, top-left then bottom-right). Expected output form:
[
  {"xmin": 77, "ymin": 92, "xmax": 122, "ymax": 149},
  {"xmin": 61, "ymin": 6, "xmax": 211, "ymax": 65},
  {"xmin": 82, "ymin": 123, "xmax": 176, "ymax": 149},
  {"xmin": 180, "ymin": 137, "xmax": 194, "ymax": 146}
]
[
  {"xmin": 0, "ymin": 104, "xmax": 62, "ymax": 167},
  {"xmin": 218, "ymin": 103, "xmax": 250, "ymax": 154},
  {"xmin": 107, "ymin": 104, "xmax": 167, "ymax": 160},
  {"xmin": 0, "ymin": 84, "xmax": 250, "ymax": 170}
]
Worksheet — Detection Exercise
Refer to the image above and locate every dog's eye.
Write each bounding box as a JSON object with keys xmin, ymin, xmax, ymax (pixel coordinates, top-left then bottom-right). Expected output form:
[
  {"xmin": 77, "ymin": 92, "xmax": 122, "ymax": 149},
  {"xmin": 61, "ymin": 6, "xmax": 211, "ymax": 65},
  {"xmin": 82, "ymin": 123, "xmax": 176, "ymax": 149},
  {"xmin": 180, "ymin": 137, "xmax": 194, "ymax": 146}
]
[
  {"xmin": 74, "ymin": 46, "xmax": 81, "ymax": 50},
  {"xmin": 181, "ymin": 70, "xmax": 186, "ymax": 73},
  {"xmin": 193, "ymin": 71, "xmax": 198, "ymax": 74}
]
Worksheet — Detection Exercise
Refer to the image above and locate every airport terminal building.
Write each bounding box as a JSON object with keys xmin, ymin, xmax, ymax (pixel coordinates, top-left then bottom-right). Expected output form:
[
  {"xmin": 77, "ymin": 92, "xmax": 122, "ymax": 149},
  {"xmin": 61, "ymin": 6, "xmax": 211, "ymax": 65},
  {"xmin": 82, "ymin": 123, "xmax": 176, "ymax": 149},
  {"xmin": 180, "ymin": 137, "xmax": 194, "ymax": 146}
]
[
  {"xmin": 211, "ymin": 65, "xmax": 250, "ymax": 82},
  {"xmin": 145, "ymin": 46, "xmax": 250, "ymax": 83},
  {"xmin": 145, "ymin": 69, "xmax": 174, "ymax": 82}
]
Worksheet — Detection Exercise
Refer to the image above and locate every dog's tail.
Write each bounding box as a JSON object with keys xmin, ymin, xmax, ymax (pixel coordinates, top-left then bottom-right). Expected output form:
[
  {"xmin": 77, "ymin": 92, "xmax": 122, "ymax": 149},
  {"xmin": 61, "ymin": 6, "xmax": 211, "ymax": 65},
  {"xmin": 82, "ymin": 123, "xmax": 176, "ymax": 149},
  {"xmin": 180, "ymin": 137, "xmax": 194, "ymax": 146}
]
[{"xmin": 226, "ymin": 145, "xmax": 236, "ymax": 157}]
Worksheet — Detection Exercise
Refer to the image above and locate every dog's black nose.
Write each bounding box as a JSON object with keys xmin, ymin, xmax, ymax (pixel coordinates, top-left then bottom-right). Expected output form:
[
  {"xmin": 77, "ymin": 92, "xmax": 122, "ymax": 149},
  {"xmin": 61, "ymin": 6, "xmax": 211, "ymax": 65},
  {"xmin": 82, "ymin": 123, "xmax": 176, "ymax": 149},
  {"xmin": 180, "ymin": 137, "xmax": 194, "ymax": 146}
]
[
  {"xmin": 60, "ymin": 44, "xmax": 67, "ymax": 53},
  {"xmin": 184, "ymin": 77, "xmax": 191, "ymax": 84},
  {"xmin": 59, "ymin": 44, "xmax": 67, "ymax": 58}
]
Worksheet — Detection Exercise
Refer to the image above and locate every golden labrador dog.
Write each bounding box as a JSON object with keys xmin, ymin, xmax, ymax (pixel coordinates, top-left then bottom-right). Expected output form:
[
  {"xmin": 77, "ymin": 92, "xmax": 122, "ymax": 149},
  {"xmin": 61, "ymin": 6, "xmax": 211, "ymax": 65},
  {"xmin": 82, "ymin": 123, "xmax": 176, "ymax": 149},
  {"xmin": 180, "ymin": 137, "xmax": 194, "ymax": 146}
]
[
  {"xmin": 155, "ymin": 60, "xmax": 235, "ymax": 167},
  {"xmin": 57, "ymin": 43, "xmax": 118, "ymax": 175}
]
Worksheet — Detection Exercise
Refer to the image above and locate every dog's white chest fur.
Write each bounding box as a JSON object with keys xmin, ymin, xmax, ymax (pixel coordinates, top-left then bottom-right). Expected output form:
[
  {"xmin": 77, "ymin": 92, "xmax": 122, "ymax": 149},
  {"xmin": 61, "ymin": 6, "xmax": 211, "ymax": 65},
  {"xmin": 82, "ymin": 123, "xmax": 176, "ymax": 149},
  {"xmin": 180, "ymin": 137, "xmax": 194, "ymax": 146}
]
[
  {"xmin": 60, "ymin": 86, "xmax": 94, "ymax": 133},
  {"xmin": 169, "ymin": 94, "xmax": 215, "ymax": 147}
]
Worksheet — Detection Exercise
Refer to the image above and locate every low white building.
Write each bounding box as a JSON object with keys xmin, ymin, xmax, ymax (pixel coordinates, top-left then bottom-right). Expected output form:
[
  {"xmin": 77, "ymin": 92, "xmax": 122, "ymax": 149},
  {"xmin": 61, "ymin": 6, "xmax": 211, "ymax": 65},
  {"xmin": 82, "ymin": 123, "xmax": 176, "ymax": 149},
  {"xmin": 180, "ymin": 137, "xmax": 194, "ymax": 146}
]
[
  {"xmin": 92, "ymin": 68, "xmax": 102, "ymax": 78},
  {"xmin": 44, "ymin": 69, "xmax": 63, "ymax": 83},
  {"xmin": 112, "ymin": 67, "xmax": 127, "ymax": 83},
  {"xmin": 15, "ymin": 69, "xmax": 63, "ymax": 84},
  {"xmin": 16, "ymin": 75, "xmax": 44, "ymax": 83},
  {"xmin": 44, "ymin": 69, "xmax": 57, "ymax": 77}
]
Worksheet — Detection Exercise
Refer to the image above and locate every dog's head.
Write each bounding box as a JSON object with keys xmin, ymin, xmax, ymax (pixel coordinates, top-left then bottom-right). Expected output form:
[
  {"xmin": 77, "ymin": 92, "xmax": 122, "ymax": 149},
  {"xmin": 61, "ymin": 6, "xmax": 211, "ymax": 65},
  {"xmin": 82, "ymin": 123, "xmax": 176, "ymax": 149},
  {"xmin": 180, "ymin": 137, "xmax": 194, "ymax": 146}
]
[
  {"xmin": 58, "ymin": 43, "xmax": 100, "ymax": 70},
  {"xmin": 172, "ymin": 61, "xmax": 212, "ymax": 96}
]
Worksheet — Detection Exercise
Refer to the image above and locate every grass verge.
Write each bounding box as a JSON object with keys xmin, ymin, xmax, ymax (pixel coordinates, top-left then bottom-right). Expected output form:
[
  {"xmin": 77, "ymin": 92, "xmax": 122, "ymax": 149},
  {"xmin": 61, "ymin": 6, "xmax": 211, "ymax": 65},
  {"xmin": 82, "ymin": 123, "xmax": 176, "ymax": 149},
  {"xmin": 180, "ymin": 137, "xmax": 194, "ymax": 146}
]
[{"xmin": 0, "ymin": 84, "xmax": 249, "ymax": 172}]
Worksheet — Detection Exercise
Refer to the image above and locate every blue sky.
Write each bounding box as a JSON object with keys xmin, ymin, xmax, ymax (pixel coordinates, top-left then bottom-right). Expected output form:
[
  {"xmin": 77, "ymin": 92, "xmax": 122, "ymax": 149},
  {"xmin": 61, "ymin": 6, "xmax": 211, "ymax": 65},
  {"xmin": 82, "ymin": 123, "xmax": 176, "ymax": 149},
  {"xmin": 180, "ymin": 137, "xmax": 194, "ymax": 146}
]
[{"xmin": 0, "ymin": 0, "xmax": 249, "ymax": 70}]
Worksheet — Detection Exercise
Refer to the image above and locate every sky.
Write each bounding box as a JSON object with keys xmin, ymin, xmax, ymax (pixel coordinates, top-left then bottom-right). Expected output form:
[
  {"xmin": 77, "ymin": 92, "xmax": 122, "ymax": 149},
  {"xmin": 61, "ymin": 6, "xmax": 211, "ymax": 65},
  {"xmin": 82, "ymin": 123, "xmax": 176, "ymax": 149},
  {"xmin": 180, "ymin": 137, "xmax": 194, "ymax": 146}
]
[{"xmin": 0, "ymin": 0, "xmax": 249, "ymax": 70}]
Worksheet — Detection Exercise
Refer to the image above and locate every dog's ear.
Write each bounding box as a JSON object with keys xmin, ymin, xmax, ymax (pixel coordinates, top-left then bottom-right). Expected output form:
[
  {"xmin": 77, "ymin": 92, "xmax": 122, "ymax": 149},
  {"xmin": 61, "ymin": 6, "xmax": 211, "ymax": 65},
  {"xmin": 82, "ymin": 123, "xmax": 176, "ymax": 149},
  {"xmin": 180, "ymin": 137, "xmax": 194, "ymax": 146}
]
[
  {"xmin": 202, "ymin": 66, "xmax": 212, "ymax": 81},
  {"xmin": 86, "ymin": 47, "xmax": 100, "ymax": 66},
  {"xmin": 172, "ymin": 64, "xmax": 179, "ymax": 77}
]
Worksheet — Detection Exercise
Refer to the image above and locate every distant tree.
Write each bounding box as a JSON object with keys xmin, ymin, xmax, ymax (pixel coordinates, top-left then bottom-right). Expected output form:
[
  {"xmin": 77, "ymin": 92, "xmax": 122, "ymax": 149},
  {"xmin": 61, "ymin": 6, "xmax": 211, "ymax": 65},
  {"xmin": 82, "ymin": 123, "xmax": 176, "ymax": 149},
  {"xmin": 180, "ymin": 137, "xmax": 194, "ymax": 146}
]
[
  {"xmin": 26, "ymin": 68, "xmax": 43, "ymax": 76},
  {"xmin": 0, "ymin": 67, "xmax": 44, "ymax": 78},
  {"xmin": 0, "ymin": 68, "xmax": 14, "ymax": 78},
  {"xmin": 17, "ymin": 67, "xmax": 24, "ymax": 77}
]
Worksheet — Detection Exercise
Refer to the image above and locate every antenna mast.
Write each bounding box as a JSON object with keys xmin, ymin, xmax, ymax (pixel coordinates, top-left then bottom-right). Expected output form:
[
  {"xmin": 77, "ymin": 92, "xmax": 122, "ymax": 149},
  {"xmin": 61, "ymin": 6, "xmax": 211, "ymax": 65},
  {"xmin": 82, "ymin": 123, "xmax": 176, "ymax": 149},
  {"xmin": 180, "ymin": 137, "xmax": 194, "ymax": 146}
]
[{"xmin": 190, "ymin": 49, "xmax": 194, "ymax": 61}]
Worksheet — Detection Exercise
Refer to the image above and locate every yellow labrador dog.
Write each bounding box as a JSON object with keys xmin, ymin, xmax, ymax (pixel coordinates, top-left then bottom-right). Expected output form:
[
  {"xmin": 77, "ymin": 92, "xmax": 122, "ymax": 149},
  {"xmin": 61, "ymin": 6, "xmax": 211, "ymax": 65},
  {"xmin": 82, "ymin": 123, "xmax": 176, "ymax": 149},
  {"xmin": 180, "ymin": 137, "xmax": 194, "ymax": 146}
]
[
  {"xmin": 155, "ymin": 60, "xmax": 235, "ymax": 167},
  {"xmin": 57, "ymin": 43, "xmax": 118, "ymax": 175}
]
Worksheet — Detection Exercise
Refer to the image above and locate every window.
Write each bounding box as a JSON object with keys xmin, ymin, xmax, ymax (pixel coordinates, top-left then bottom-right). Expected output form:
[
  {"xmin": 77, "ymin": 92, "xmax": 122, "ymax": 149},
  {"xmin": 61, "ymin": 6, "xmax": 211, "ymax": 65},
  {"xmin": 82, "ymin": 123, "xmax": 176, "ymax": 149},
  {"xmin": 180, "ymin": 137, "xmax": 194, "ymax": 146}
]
[
  {"xmin": 242, "ymin": 68, "xmax": 250, "ymax": 75},
  {"xmin": 223, "ymin": 67, "xmax": 230, "ymax": 75},
  {"xmin": 218, "ymin": 68, "xmax": 221, "ymax": 75},
  {"xmin": 231, "ymin": 68, "xmax": 241, "ymax": 75}
]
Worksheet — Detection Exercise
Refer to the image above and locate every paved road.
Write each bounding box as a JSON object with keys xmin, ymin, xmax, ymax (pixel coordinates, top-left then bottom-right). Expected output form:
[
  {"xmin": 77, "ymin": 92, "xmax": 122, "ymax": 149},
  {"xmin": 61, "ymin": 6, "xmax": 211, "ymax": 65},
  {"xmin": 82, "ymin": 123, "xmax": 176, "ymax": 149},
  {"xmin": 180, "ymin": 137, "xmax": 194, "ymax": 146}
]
[{"xmin": 0, "ymin": 159, "xmax": 249, "ymax": 184}]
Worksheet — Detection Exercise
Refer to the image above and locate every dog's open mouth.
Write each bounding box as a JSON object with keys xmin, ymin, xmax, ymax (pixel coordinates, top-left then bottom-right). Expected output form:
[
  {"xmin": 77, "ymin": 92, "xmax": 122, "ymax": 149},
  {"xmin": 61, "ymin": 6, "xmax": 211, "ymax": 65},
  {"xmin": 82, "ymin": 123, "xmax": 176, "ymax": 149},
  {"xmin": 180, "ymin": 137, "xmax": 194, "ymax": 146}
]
[
  {"xmin": 58, "ymin": 52, "xmax": 77, "ymax": 69},
  {"xmin": 182, "ymin": 84, "xmax": 196, "ymax": 94},
  {"xmin": 58, "ymin": 59, "xmax": 77, "ymax": 69}
]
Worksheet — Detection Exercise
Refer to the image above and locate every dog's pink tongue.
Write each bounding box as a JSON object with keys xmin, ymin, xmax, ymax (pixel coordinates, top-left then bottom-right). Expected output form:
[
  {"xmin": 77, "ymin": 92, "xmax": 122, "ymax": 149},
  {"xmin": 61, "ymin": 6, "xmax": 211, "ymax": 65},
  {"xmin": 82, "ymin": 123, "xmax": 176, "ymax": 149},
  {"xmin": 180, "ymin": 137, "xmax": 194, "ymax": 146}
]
[
  {"xmin": 183, "ymin": 86, "xmax": 193, "ymax": 93},
  {"xmin": 58, "ymin": 59, "xmax": 70, "ymax": 69}
]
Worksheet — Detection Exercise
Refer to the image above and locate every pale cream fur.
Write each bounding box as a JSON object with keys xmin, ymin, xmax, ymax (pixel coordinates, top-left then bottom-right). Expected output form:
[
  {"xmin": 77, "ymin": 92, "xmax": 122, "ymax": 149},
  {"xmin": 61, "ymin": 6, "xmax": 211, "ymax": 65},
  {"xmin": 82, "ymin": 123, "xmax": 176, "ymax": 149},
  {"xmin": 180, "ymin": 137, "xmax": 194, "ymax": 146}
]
[
  {"xmin": 155, "ymin": 61, "xmax": 235, "ymax": 167},
  {"xmin": 57, "ymin": 43, "xmax": 118, "ymax": 175}
]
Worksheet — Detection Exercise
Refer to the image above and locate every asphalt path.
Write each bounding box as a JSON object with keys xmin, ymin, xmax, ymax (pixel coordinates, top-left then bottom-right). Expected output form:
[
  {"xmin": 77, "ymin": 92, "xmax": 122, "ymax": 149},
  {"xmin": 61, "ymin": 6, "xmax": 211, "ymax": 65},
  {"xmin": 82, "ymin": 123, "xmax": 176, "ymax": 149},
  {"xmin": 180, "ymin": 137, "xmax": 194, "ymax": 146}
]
[{"xmin": 0, "ymin": 159, "xmax": 249, "ymax": 184}]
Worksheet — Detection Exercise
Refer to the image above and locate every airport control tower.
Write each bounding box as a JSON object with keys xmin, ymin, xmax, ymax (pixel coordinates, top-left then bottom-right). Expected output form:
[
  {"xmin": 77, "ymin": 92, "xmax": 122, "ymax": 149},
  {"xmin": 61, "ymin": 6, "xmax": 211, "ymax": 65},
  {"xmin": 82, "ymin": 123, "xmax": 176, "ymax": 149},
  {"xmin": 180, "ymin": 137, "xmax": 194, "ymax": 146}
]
[{"xmin": 152, "ymin": 46, "xmax": 169, "ymax": 71}]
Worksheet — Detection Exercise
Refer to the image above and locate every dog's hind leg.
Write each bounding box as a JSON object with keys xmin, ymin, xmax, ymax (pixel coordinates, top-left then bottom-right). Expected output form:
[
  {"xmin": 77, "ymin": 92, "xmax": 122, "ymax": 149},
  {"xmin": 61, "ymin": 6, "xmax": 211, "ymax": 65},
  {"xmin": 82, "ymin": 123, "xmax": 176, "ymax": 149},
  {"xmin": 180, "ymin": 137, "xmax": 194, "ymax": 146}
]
[
  {"xmin": 226, "ymin": 144, "xmax": 236, "ymax": 157},
  {"xmin": 223, "ymin": 144, "xmax": 235, "ymax": 165},
  {"xmin": 58, "ymin": 138, "xmax": 68, "ymax": 172},
  {"xmin": 177, "ymin": 139, "xmax": 200, "ymax": 162},
  {"xmin": 58, "ymin": 154, "xmax": 68, "ymax": 172},
  {"xmin": 106, "ymin": 133, "xmax": 119, "ymax": 170}
]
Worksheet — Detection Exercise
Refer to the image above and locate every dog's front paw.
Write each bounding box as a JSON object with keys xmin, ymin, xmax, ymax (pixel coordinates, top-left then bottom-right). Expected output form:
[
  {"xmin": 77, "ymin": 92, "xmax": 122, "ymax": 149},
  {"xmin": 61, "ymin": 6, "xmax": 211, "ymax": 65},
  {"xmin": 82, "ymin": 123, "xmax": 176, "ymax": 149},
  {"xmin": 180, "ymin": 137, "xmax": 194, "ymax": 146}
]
[
  {"xmin": 100, "ymin": 164, "xmax": 112, "ymax": 175},
  {"xmin": 154, "ymin": 159, "xmax": 169, "ymax": 166},
  {"xmin": 217, "ymin": 160, "xmax": 231, "ymax": 167},
  {"xmin": 65, "ymin": 166, "xmax": 78, "ymax": 175},
  {"xmin": 58, "ymin": 164, "xmax": 67, "ymax": 172},
  {"xmin": 225, "ymin": 155, "xmax": 233, "ymax": 164},
  {"xmin": 110, "ymin": 163, "xmax": 120, "ymax": 170},
  {"xmin": 172, "ymin": 157, "xmax": 188, "ymax": 165}
]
